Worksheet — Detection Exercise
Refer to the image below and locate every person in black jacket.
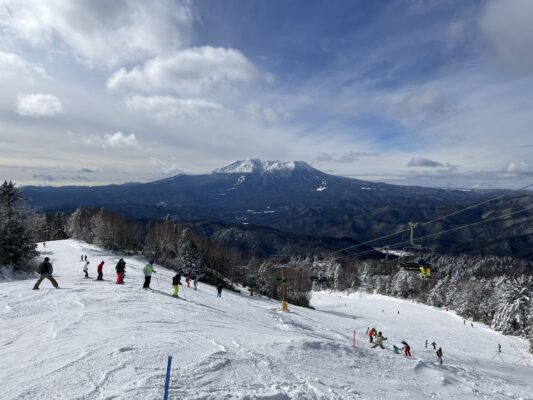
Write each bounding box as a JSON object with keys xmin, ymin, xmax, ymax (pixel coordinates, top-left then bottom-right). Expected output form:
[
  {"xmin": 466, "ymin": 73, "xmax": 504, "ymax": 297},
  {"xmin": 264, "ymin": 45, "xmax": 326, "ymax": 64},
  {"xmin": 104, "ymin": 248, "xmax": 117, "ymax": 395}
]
[
  {"xmin": 436, "ymin": 347, "xmax": 443, "ymax": 364},
  {"xmin": 33, "ymin": 257, "xmax": 59, "ymax": 289},
  {"xmin": 172, "ymin": 273, "xmax": 182, "ymax": 297},
  {"xmin": 115, "ymin": 259, "xmax": 126, "ymax": 284},
  {"xmin": 217, "ymin": 281, "xmax": 224, "ymax": 297}
]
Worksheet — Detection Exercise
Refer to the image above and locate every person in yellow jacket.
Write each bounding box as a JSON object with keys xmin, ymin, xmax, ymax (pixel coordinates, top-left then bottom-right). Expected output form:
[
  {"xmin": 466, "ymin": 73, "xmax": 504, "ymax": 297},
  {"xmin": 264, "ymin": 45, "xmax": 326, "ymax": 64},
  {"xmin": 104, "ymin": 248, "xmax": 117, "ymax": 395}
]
[{"xmin": 143, "ymin": 260, "xmax": 155, "ymax": 289}]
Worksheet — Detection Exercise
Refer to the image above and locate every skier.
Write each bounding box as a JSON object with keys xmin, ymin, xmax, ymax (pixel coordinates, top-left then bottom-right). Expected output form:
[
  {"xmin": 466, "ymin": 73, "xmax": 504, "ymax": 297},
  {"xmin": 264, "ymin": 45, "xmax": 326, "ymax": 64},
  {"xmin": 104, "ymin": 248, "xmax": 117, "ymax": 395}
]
[
  {"xmin": 371, "ymin": 331, "xmax": 387, "ymax": 349},
  {"xmin": 115, "ymin": 258, "xmax": 126, "ymax": 284},
  {"xmin": 401, "ymin": 341, "xmax": 412, "ymax": 357},
  {"xmin": 393, "ymin": 345, "xmax": 401, "ymax": 354},
  {"xmin": 425, "ymin": 339, "xmax": 428, "ymax": 349},
  {"xmin": 143, "ymin": 260, "xmax": 155, "ymax": 289},
  {"xmin": 431, "ymin": 341, "xmax": 437, "ymax": 350},
  {"xmin": 185, "ymin": 273, "xmax": 191, "ymax": 288},
  {"xmin": 368, "ymin": 327, "xmax": 377, "ymax": 343},
  {"xmin": 83, "ymin": 261, "xmax": 90, "ymax": 278},
  {"xmin": 216, "ymin": 281, "xmax": 224, "ymax": 297},
  {"xmin": 96, "ymin": 260, "xmax": 105, "ymax": 281},
  {"xmin": 498, "ymin": 344, "xmax": 501, "ymax": 353},
  {"xmin": 84, "ymin": 255, "xmax": 87, "ymax": 261},
  {"xmin": 172, "ymin": 273, "xmax": 182, "ymax": 297},
  {"xmin": 33, "ymin": 257, "xmax": 59, "ymax": 290},
  {"xmin": 81, "ymin": 255, "xmax": 84, "ymax": 261},
  {"xmin": 471, "ymin": 322, "xmax": 474, "ymax": 328},
  {"xmin": 43, "ymin": 241, "xmax": 46, "ymax": 247},
  {"xmin": 193, "ymin": 275, "xmax": 198, "ymax": 290},
  {"xmin": 436, "ymin": 347, "xmax": 443, "ymax": 364}
]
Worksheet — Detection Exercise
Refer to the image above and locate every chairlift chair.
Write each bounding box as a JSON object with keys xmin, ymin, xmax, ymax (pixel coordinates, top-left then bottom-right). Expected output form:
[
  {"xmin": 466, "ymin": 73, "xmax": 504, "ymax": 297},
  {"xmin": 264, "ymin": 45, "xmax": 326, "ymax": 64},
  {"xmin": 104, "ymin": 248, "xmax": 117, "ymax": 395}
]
[{"xmin": 398, "ymin": 223, "xmax": 435, "ymax": 278}]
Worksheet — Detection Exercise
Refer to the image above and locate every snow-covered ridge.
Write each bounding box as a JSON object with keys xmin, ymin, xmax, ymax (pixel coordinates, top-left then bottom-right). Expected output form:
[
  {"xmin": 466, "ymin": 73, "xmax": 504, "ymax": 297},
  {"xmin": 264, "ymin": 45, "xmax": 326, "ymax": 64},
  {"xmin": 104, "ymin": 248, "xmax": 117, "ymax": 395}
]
[{"xmin": 213, "ymin": 159, "xmax": 314, "ymax": 174}]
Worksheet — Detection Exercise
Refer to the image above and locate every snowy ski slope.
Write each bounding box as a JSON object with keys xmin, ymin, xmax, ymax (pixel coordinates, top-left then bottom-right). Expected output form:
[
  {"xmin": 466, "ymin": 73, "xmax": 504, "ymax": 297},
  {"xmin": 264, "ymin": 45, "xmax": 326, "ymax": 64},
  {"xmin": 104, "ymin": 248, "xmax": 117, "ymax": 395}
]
[{"xmin": 1, "ymin": 240, "xmax": 532, "ymax": 399}]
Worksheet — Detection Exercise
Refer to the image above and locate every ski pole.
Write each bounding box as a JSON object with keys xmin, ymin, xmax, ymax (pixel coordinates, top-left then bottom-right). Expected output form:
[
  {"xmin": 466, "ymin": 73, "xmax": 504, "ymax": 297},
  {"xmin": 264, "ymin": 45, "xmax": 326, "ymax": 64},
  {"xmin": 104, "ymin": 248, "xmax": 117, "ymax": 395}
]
[{"xmin": 155, "ymin": 271, "xmax": 160, "ymax": 289}]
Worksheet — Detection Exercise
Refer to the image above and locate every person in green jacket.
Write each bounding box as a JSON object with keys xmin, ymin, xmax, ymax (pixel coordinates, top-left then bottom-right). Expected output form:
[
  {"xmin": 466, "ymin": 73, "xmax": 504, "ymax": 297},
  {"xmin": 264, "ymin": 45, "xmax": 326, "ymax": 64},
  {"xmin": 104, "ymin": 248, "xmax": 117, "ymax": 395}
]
[{"xmin": 143, "ymin": 260, "xmax": 155, "ymax": 289}]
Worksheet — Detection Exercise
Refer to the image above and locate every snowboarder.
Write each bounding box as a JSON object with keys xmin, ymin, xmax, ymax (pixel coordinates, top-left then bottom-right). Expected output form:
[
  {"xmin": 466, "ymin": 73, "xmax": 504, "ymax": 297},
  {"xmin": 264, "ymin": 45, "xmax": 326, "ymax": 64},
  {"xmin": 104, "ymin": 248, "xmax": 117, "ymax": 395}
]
[
  {"xmin": 172, "ymin": 273, "xmax": 182, "ymax": 297},
  {"xmin": 393, "ymin": 345, "xmax": 401, "ymax": 354},
  {"xmin": 216, "ymin": 281, "xmax": 224, "ymax": 297},
  {"xmin": 115, "ymin": 258, "xmax": 126, "ymax": 284},
  {"xmin": 425, "ymin": 339, "xmax": 428, "ymax": 349},
  {"xmin": 371, "ymin": 331, "xmax": 387, "ymax": 349},
  {"xmin": 83, "ymin": 261, "xmax": 90, "ymax": 278},
  {"xmin": 431, "ymin": 341, "xmax": 437, "ymax": 350},
  {"xmin": 96, "ymin": 261, "xmax": 105, "ymax": 281},
  {"xmin": 185, "ymin": 273, "xmax": 191, "ymax": 288},
  {"xmin": 436, "ymin": 347, "xmax": 443, "ymax": 364},
  {"xmin": 143, "ymin": 260, "xmax": 155, "ymax": 289},
  {"xmin": 33, "ymin": 257, "xmax": 59, "ymax": 290},
  {"xmin": 193, "ymin": 275, "xmax": 198, "ymax": 290},
  {"xmin": 401, "ymin": 341, "xmax": 412, "ymax": 357}
]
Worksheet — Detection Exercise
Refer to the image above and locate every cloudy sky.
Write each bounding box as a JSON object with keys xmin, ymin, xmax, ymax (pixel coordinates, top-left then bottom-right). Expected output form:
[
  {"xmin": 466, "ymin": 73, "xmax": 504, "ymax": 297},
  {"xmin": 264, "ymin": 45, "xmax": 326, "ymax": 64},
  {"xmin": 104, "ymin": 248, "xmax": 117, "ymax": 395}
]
[{"xmin": 0, "ymin": 0, "xmax": 532, "ymax": 188}]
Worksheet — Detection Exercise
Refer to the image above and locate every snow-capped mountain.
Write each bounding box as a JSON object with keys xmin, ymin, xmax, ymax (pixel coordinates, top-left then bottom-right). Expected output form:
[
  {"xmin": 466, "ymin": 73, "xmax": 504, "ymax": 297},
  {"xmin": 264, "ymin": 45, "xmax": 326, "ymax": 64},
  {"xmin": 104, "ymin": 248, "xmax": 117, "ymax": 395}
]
[
  {"xmin": 213, "ymin": 159, "xmax": 314, "ymax": 175},
  {"xmin": 21, "ymin": 159, "xmax": 533, "ymax": 257}
]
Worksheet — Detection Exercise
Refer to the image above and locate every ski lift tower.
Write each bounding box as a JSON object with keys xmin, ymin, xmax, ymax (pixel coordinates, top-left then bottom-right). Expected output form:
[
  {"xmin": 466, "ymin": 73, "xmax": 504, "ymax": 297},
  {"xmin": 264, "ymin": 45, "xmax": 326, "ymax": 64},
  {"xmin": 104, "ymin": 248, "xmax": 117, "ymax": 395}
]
[{"xmin": 274, "ymin": 264, "xmax": 290, "ymax": 312}]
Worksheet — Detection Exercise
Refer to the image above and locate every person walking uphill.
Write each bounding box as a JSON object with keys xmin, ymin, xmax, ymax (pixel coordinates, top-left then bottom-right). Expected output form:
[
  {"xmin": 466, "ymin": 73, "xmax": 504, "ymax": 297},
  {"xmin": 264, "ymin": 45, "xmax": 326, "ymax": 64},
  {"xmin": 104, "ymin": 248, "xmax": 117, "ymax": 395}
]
[
  {"xmin": 96, "ymin": 261, "xmax": 105, "ymax": 281},
  {"xmin": 33, "ymin": 257, "xmax": 59, "ymax": 290},
  {"xmin": 143, "ymin": 260, "xmax": 155, "ymax": 289},
  {"xmin": 115, "ymin": 258, "xmax": 126, "ymax": 284}
]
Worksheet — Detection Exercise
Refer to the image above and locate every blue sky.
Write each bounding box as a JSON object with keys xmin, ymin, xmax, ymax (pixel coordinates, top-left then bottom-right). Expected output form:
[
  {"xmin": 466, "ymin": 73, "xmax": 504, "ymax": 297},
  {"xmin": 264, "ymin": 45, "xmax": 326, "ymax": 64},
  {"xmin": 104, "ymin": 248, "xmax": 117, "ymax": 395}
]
[{"xmin": 0, "ymin": 0, "xmax": 532, "ymax": 188}]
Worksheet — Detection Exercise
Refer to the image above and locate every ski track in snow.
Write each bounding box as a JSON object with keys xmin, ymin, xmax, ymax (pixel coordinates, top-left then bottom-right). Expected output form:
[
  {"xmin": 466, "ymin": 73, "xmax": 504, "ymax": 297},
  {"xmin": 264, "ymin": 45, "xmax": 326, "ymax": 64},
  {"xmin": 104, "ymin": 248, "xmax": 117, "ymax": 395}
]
[{"xmin": 1, "ymin": 240, "xmax": 532, "ymax": 399}]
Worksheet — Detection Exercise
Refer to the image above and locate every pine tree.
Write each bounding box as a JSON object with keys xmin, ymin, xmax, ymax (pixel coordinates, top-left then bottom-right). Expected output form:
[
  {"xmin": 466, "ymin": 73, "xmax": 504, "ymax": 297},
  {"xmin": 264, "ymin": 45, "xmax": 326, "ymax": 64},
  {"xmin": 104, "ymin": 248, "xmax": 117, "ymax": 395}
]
[{"xmin": 0, "ymin": 181, "xmax": 37, "ymax": 270}]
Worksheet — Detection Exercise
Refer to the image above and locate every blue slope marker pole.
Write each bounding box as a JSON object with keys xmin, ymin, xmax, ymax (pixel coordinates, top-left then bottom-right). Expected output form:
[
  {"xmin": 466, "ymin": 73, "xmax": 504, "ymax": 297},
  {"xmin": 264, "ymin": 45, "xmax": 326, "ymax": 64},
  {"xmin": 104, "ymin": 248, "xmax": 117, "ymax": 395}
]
[{"xmin": 164, "ymin": 355, "xmax": 172, "ymax": 400}]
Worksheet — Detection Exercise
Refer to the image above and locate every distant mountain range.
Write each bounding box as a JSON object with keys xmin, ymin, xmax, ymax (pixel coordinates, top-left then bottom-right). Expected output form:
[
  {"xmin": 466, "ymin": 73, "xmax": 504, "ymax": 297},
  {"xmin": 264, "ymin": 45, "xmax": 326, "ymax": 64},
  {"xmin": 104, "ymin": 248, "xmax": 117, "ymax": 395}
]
[{"xmin": 22, "ymin": 159, "xmax": 533, "ymax": 258}]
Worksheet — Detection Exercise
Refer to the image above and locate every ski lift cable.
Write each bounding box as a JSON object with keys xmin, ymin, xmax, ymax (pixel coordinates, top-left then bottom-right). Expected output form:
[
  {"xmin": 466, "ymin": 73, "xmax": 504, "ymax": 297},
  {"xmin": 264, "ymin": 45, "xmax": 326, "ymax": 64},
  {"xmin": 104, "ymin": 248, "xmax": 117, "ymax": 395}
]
[
  {"xmin": 327, "ymin": 182, "xmax": 533, "ymax": 257},
  {"xmin": 335, "ymin": 206, "xmax": 533, "ymax": 260}
]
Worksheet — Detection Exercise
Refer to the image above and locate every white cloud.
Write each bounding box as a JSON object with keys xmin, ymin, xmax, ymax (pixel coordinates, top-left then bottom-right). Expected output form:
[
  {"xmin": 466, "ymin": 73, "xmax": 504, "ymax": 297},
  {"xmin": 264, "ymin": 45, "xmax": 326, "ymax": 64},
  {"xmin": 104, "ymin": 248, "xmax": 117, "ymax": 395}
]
[
  {"xmin": 107, "ymin": 46, "xmax": 259, "ymax": 95},
  {"xmin": 0, "ymin": 51, "xmax": 48, "ymax": 79},
  {"xmin": 16, "ymin": 93, "xmax": 63, "ymax": 116},
  {"xmin": 406, "ymin": 157, "xmax": 456, "ymax": 169},
  {"xmin": 503, "ymin": 161, "xmax": 533, "ymax": 175},
  {"xmin": 480, "ymin": 0, "xmax": 533, "ymax": 73},
  {"xmin": 82, "ymin": 132, "xmax": 140, "ymax": 149},
  {"xmin": 0, "ymin": 0, "xmax": 193, "ymax": 68},
  {"xmin": 125, "ymin": 95, "xmax": 223, "ymax": 121}
]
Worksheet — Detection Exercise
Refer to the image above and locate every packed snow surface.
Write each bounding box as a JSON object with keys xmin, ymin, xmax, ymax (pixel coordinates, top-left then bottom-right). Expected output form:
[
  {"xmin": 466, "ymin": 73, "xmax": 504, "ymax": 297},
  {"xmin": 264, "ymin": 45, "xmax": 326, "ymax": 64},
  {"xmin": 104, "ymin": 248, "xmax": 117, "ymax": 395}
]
[{"xmin": 1, "ymin": 240, "xmax": 532, "ymax": 399}]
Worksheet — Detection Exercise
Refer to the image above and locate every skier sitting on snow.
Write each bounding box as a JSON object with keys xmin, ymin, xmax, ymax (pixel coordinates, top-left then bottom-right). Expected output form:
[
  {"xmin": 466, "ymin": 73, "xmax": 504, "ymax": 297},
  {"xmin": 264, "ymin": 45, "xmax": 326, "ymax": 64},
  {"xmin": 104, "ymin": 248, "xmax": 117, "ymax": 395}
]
[
  {"xmin": 393, "ymin": 345, "xmax": 401, "ymax": 354},
  {"xmin": 83, "ymin": 261, "xmax": 90, "ymax": 278},
  {"xmin": 401, "ymin": 341, "xmax": 412, "ymax": 357},
  {"xmin": 371, "ymin": 332, "xmax": 387, "ymax": 349},
  {"xmin": 33, "ymin": 257, "xmax": 59, "ymax": 290},
  {"xmin": 143, "ymin": 260, "xmax": 155, "ymax": 289},
  {"xmin": 172, "ymin": 273, "xmax": 182, "ymax": 297}
]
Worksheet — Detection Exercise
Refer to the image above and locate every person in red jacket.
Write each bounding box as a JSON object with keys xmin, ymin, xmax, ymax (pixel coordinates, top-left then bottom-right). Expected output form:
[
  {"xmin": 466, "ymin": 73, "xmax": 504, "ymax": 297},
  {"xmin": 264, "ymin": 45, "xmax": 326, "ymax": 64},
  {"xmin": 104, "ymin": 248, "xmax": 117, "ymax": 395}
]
[
  {"xmin": 401, "ymin": 340, "xmax": 412, "ymax": 357},
  {"xmin": 368, "ymin": 327, "xmax": 377, "ymax": 343},
  {"xmin": 185, "ymin": 273, "xmax": 191, "ymax": 288},
  {"xmin": 97, "ymin": 260, "xmax": 105, "ymax": 281}
]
